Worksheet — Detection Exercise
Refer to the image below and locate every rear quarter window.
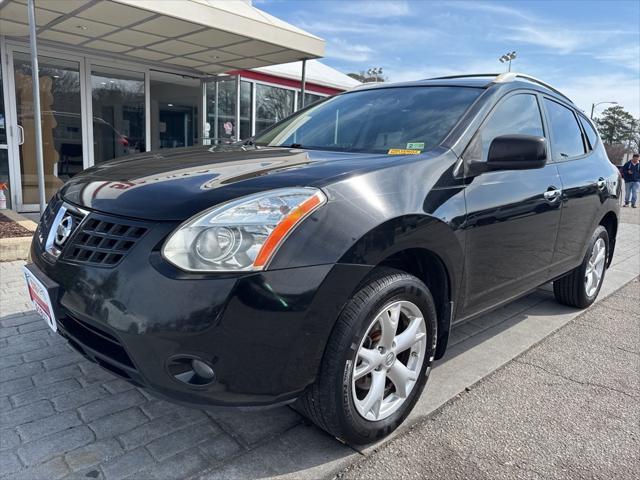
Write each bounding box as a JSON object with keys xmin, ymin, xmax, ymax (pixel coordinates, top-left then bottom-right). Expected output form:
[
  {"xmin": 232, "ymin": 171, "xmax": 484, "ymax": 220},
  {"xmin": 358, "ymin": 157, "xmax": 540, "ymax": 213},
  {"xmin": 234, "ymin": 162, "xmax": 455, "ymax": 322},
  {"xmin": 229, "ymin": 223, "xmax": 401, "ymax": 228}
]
[{"xmin": 578, "ymin": 115, "xmax": 599, "ymax": 150}]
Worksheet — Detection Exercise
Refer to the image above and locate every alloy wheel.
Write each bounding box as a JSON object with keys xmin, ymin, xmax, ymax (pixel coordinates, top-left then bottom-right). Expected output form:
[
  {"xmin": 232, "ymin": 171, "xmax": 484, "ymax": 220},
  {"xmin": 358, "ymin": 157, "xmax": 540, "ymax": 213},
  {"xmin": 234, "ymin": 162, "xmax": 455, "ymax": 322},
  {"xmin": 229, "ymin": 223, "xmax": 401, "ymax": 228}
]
[
  {"xmin": 351, "ymin": 300, "xmax": 427, "ymax": 421},
  {"xmin": 585, "ymin": 237, "xmax": 606, "ymax": 297}
]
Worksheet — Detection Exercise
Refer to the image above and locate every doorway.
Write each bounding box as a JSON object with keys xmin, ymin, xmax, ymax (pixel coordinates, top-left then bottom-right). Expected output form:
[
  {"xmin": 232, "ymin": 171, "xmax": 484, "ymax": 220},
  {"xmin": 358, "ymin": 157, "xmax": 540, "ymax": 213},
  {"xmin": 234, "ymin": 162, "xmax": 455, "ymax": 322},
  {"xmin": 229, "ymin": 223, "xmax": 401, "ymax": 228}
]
[{"xmin": 8, "ymin": 50, "xmax": 85, "ymax": 210}]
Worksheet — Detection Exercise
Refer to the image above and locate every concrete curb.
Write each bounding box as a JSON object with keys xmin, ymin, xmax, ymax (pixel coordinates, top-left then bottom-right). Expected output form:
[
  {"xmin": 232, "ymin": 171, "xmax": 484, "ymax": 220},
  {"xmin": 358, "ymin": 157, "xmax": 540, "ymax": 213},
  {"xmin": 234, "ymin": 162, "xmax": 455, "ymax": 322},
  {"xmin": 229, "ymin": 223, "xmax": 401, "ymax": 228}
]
[{"xmin": 0, "ymin": 210, "xmax": 37, "ymax": 262}]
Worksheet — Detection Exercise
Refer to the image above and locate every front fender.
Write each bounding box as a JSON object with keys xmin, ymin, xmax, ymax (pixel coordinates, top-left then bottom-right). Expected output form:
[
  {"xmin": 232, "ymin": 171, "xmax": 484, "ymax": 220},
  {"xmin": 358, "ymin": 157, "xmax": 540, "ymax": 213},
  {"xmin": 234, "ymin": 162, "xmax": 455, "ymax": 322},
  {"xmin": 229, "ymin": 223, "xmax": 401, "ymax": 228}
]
[{"xmin": 338, "ymin": 214, "xmax": 464, "ymax": 303}]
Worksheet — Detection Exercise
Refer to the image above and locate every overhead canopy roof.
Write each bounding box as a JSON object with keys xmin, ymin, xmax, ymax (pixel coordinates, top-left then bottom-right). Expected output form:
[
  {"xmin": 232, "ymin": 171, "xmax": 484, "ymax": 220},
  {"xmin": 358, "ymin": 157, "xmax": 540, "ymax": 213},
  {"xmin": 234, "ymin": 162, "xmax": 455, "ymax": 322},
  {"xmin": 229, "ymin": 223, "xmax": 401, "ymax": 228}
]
[
  {"xmin": 254, "ymin": 59, "xmax": 361, "ymax": 91},
  {"xmin": 0, "ymin": 0, "xmax": 325, "ymax": 75}
]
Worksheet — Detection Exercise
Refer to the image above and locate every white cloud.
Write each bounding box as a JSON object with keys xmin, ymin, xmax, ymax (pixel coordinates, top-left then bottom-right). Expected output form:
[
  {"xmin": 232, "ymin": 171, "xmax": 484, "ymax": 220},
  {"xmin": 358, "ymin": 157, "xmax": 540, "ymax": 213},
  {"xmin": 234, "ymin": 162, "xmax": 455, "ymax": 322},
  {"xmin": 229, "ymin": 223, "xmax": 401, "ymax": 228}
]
[
  {"xmin": 502, "ymin": 24, "xmax": 636, "ymax": 56},
  {"xmin": 333, "ymin": 0, "xmax": 411, "ymax": 18},
  {"xmin": 446, "ymin": 0, "xmax": 537, "ymax": 22},
  {"xmin": 595, "ymin": 44, "xmax": 640, "ymax": 72},
  {"xmin": 502, "ymin": 25, "xmax": 585, "ymax": 54},
  {"xmin": 327, "ymin": 39, "xmax": 374, "ymax": 62},
  {"xmin": 556, "ymin": 74, "xmax": 640, "ymax": 118},
  {"xmin": 297, "ymin": 20, "xmax": 371, "ymax": 35}
]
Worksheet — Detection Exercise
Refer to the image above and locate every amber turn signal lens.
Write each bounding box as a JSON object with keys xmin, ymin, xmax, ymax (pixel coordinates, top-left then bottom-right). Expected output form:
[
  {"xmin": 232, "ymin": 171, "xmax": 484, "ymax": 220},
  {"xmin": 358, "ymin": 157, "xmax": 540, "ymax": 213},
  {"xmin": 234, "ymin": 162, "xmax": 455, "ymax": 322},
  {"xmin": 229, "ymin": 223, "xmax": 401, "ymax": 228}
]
[{"xmin": 253, "ymin": 192, "xmax": 325, "ymax": 268}]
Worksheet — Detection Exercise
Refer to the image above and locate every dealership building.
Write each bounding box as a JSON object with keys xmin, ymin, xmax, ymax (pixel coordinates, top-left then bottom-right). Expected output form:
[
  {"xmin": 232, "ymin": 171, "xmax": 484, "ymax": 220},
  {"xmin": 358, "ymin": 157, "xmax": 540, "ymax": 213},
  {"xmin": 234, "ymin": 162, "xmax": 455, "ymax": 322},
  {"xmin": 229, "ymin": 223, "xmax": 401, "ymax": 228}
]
[{"xmin": 0, "ymin": 0, "xmax": 359, "ymax": 212}]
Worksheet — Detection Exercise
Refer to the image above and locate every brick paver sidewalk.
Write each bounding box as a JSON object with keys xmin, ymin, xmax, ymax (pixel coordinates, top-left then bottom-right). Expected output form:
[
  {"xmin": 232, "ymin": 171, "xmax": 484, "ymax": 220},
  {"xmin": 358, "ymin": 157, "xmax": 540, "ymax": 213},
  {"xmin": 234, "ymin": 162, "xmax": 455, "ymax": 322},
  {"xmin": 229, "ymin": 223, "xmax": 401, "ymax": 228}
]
[{"xmin": 1, "ymin": 261, "xmax": 313, "ymax": 480}]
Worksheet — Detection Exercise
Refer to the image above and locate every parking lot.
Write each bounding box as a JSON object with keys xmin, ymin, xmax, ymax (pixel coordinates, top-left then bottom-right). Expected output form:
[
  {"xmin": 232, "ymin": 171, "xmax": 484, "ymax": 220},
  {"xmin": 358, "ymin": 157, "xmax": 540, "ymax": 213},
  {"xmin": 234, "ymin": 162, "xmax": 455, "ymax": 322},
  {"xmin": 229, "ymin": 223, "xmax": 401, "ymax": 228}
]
[{"xmin": 1, "ymin": 213, "xmax": 638, "ymax": 480}]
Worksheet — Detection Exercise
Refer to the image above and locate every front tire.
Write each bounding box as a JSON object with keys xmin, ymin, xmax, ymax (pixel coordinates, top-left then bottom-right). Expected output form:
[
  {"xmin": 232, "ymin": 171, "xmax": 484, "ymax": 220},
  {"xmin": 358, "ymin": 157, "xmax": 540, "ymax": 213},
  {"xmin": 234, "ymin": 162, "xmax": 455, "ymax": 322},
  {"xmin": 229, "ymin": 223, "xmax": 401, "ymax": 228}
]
[
  {"xmin": 553, "ymin": 225, "xmax": 609, "ymax": 308},
  {"xmin": 294, "ymin": 268, "xmax": 437, "ymax": 445}
]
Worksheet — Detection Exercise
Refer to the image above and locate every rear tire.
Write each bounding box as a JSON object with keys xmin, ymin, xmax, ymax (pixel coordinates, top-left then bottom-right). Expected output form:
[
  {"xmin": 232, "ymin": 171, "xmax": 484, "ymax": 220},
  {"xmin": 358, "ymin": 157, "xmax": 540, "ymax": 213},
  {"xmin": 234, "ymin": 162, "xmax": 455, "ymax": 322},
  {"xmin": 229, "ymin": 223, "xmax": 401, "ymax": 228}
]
[
  {"xmin": 294, "ymin": 267, "xmax": 437, "ymax": 445},
  {"xmin": 553, "ymin": 226, "xmax": 609, "ymax": 308}
]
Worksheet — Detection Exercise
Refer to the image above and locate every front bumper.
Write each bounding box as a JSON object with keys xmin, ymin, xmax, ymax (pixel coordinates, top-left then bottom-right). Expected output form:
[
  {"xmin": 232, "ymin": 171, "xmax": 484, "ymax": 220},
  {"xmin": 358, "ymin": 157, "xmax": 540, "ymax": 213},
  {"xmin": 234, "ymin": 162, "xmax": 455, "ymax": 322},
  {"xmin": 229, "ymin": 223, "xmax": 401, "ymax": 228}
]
[{"xmin": 31, "ymin": 207, "xmax": 371, "ymax": 408}]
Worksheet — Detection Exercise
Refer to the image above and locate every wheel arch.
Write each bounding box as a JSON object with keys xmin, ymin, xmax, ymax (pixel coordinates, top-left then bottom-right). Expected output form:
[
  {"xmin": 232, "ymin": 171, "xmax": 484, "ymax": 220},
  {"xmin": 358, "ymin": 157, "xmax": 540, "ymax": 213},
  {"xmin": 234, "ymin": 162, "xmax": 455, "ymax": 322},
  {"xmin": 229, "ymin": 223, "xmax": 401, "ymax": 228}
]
[
  {"xmin": 339, "ymin": 214, "xmax": 464, "ymax": 360},
  {"xmin": 599, "ymin": 210, "xmax": 618, "ymax": 266},
  {"xmin": 377, "ymin": 248, "xmax": 453, "ymax": 360}
]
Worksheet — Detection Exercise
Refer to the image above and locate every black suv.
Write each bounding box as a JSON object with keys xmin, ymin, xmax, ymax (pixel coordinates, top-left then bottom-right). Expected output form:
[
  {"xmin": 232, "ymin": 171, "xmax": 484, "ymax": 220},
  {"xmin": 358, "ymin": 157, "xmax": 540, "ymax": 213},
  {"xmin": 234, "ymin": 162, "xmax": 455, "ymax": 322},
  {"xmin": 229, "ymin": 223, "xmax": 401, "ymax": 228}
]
[{"xmin": 25, "ymin": 73, "xmax": 621, "ymax": 444}]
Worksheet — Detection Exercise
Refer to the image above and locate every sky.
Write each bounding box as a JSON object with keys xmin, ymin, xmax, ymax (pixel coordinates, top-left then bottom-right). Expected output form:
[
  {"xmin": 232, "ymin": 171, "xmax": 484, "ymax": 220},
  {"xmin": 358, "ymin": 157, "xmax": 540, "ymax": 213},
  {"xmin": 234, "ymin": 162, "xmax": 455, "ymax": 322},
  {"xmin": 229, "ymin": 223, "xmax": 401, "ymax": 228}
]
[{"xmin": 256, "ymin": 0, "xmax": 640, "ymax": 117}]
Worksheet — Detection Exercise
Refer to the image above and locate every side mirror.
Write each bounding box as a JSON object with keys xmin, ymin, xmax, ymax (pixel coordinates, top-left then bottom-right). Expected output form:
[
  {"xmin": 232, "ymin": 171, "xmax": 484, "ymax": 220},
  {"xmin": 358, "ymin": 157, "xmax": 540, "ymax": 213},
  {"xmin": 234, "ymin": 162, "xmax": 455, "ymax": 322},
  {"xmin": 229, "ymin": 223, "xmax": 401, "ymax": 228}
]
[{"xmin": 486, "ymin": 134, "xmax": 547, "ymax": 171}]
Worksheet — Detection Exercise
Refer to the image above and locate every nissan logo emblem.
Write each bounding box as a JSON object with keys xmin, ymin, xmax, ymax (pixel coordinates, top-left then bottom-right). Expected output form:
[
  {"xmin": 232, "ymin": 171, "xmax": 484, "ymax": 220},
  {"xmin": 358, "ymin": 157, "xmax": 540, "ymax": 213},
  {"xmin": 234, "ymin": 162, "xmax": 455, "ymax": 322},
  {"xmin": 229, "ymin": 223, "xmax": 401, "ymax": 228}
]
[{"xmin": 55, "ymin": 214, "xmax": 74, "ymax": 245}]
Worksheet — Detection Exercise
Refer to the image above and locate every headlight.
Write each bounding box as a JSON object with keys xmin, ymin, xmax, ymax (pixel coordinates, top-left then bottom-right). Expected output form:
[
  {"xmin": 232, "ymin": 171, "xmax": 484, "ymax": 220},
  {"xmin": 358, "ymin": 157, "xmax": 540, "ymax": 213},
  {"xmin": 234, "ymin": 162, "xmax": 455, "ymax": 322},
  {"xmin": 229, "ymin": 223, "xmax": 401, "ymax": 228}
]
[{"xmin": 162, "ymin": 187, "xmax": 326, "ymax": 272}]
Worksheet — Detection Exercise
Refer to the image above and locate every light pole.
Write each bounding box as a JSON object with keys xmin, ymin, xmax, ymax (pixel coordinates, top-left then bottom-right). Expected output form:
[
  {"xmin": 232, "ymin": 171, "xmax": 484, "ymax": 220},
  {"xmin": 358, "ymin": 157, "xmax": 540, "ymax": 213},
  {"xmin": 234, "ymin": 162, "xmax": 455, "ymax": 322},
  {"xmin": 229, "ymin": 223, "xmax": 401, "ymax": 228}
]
[
  {"xmin": 499, "ymin": 51, "xmax": 517, "ymax": 72},
  {"xmin": 366, "ymin": 67, "xmax": 383, "ymax": 83},
  {"xmin": 590, "ymin": 101, "xmax": 617, "ymax": 119}
]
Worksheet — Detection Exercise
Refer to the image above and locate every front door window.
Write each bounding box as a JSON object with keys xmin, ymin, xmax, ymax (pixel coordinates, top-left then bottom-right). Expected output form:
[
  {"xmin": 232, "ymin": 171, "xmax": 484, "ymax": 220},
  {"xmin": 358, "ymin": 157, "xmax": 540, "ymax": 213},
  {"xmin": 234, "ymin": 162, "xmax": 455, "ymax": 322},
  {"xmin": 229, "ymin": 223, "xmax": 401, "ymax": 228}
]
[{"xmin": 13, "ymin": 53, "xmax": 82, "ymax": 204}]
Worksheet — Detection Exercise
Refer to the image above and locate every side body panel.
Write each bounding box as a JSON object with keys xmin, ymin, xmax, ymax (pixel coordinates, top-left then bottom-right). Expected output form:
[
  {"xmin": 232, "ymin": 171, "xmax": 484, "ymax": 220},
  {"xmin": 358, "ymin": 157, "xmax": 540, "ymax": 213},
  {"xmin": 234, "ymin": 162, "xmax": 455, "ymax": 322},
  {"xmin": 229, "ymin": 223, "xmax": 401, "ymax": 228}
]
[
  {"xmin": 546, "ymin": 128, "xmax": 621, "ymax": 278},
  {"xmin": 455, "ymin": 90, "xmax": 563, "ymax": 320},
  {"xmin": 459, "ymin": 164, "xmax": 562, "ymax": 318}
]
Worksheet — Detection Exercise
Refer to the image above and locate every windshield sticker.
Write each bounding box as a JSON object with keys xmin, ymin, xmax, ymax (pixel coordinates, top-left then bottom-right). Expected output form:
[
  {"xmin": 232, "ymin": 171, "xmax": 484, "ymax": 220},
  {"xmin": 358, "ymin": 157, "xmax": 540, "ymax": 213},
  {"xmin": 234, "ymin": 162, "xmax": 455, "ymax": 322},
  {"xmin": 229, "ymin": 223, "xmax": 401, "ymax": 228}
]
[
  {"xmin": 388, "ymin": 149, "xmax": 421, "ymax": 155},
  {"xmin": 406, "ymin": 142, "xmax": 425, "ymax": 149}
]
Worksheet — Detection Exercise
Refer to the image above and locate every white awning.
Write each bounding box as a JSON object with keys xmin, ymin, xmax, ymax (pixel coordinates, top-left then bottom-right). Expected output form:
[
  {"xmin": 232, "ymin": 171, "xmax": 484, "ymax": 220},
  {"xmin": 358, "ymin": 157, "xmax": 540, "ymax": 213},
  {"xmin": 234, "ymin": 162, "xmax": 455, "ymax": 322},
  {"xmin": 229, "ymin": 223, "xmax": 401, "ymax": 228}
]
[
  {"xmin": 254, "ymin": 59, "xmax": 361, "ymax": 91},
  {"xmin": 0, "ymin": 0, "xmax": 325, "ymax": 75}
]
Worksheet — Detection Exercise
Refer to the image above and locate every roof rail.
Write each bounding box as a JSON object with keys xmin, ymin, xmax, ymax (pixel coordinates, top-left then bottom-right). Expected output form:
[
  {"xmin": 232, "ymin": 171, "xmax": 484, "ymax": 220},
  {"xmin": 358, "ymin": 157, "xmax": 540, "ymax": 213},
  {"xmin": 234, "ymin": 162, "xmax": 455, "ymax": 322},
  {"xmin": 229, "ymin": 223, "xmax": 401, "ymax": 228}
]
[
  {"xmin": 427, "ymin": 73, "xmax": 501, "ymax": 81},
  {"xmin": 425, "ymin": 72, "xmax": 574, "ymax": 104},
  {"xmin": 493, "ymin": 72, "xmax": 517, "ymax": 83},
  {"xmin": 508, "ymin": 73, "xmax": 574, "ymax": 104}
]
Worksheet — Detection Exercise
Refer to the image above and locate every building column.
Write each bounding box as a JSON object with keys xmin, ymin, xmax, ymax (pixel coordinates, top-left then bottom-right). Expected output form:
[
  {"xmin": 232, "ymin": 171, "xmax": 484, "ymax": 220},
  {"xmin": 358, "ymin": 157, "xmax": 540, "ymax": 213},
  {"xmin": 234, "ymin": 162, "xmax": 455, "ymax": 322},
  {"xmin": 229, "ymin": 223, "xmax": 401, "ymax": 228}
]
[
  {"xmin": 299, "ymin": 59, "xmax": 307, "ymax": 111},
  {"xmin": 235, "ymin": 74, "xmax": 241, "ymax": 141}
]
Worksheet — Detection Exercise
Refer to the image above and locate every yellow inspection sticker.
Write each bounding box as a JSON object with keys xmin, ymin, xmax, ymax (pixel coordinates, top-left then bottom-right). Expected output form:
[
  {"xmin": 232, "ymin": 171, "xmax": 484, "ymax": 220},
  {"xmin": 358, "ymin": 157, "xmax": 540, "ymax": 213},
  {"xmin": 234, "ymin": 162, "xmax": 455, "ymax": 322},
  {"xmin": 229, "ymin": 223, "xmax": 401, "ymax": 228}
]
[{"xmin": 388, "ymin": 149, "xmax": 422, "ymax": 155}]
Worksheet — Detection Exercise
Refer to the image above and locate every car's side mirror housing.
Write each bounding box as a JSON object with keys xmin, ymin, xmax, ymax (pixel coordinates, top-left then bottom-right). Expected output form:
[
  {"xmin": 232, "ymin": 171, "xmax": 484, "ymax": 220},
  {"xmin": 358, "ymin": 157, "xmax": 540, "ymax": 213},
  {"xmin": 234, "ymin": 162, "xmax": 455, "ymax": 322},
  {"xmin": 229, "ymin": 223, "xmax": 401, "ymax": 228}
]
[{"xmin": 486, "ymin": 134, "xmax": 548, "ymax": 171}]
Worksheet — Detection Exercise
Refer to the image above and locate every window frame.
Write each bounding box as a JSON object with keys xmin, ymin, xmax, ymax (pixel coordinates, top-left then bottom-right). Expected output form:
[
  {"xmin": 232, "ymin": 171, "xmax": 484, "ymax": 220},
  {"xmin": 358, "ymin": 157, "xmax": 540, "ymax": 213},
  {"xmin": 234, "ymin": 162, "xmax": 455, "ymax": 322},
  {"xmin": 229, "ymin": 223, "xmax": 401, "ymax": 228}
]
[
  {"xmin": 463, "ymin": 89, "xmax": 549, "ymax": 168},
  {"xmin": 577, "ymin": 112, "xmax": 599, "ymax": 152},
  {"xmin": 540, "ymin": 96, "xmax": 589, "ymax": 163}
]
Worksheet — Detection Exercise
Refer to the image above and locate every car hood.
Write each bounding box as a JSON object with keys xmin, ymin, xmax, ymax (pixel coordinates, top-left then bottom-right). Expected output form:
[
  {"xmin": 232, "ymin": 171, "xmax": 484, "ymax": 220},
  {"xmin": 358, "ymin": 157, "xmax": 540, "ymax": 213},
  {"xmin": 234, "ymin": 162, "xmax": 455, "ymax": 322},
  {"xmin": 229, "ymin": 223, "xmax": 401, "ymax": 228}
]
[{"xmin": 60, "ymin": 145, "xmax": 419, "ymax": 221}]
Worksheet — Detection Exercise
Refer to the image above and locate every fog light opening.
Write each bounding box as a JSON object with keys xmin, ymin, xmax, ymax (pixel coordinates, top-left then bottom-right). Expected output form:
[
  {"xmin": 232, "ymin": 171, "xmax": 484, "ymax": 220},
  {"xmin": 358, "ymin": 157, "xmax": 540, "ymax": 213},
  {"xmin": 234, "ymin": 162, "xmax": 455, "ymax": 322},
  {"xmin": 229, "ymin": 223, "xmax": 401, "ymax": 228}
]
[
  {"xmin": 191, "ymin": 359, "xmax": 215, "ymax": 380},
  {"xmin": 167, "ymin": 356, "xmax": 217, "ymax": 387}
]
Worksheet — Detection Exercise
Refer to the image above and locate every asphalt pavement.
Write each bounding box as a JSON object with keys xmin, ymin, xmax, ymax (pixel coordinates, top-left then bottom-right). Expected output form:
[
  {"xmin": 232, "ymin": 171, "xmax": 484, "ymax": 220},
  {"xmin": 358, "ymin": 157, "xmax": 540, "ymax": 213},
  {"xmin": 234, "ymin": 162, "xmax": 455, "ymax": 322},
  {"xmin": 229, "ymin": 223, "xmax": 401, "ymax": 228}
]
[{"xmin": 338, "ymin": 278, "xmax": 640, "ymax": 480}]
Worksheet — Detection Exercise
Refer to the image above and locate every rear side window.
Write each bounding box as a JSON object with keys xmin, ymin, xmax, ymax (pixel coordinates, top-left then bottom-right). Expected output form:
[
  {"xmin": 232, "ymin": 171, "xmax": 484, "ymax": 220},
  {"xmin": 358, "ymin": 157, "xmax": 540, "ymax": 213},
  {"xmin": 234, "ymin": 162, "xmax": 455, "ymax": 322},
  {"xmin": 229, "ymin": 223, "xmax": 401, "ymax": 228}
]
[
  {"xmin": 479, "ymin": 93, "xmax": 544, "ymax": 160},
  {"xmin": 579, "ymin": 115, "xmax": 599, "ymax": 150},
  {"xmin": 544, "ymin": 99, "xmax": 586, "ymax": 160}
]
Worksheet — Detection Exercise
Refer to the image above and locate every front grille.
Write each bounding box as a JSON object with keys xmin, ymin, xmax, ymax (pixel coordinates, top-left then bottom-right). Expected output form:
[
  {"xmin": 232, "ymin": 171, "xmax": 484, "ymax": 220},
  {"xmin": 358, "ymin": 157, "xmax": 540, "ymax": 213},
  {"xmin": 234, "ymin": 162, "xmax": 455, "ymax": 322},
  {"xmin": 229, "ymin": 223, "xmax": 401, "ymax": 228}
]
[
  {"xmin": 57, "ymin": 313, "xmax": 136, "ymax": 371},
  {"xmin": 63, "ymin": 216, "xmax": 148, "ymax": 267},
  {"xmin": 38, "ymin": 197, "xmax": 63, "ymax": 245}
]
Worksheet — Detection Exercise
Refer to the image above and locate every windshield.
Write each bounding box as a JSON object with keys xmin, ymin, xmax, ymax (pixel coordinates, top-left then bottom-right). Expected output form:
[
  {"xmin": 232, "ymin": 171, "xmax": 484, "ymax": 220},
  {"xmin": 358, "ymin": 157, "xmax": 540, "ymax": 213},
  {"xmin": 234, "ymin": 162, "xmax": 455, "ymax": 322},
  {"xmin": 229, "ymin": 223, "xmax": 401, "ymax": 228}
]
[{"xmin": 254, "ymin": 86, "xmax": 481, "ymax": 154}]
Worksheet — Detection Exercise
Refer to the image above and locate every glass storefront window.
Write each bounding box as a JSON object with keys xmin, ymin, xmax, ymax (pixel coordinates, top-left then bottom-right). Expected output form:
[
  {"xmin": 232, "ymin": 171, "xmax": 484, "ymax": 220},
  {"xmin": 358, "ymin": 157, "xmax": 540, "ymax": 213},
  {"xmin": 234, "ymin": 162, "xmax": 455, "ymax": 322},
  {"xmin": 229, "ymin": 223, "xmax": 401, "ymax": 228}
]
[
  {"xmin": 91, "ymin": 67, "xmax": 145, "ymax": 164},
  {"xmin": 13, "ymin": 53, "xmax": 81, "ymax": 204},
  {"xmin": 302, "ymin": 92, "xmax": 325, "ymax": 108},
  {"xmin": 240, "ymin": 80, "xmax": 252, "ymax": 140},
  {"xmin": 255, "ymin": 84, "xmax": 294, "ymax": 134},
  {"xmin": 150, "ymin": 72, "xmax": 200, "ymax": 150},
  {"xmin": 206, "ymin": 78, "xmax": 236, "ymax": 144}
]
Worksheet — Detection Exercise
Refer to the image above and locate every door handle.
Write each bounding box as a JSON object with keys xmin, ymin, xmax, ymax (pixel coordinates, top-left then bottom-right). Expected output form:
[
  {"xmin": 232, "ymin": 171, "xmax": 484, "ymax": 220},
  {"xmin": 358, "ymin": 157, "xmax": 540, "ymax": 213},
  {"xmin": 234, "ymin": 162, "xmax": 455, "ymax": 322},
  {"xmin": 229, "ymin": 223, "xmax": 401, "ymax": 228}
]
[
  {"xmin": 596, "ymin": 177, "xmax": 606, "ymax": 190},
  {"xmin": 16, "ymin": 125, "xmax": 25, "ymax": 146},
  {"xmin": 544, "ymin": 186, "xmax": 562, "ymax": 202}
]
